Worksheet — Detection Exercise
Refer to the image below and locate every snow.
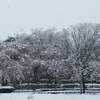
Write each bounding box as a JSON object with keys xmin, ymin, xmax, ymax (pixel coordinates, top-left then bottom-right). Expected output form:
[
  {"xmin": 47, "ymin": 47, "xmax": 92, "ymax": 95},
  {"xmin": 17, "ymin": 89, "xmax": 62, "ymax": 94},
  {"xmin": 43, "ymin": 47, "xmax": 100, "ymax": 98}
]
[
  {"xmin": 0, "ymin": 86, "xmax": 14, "ymax": 89},
  {"xmin": 0, "ymin": 92, "xmax": 100, "ymax": 100},
  {"xmin": 86, "ymin": 83, "xmax": 100, "ymax": 86}
]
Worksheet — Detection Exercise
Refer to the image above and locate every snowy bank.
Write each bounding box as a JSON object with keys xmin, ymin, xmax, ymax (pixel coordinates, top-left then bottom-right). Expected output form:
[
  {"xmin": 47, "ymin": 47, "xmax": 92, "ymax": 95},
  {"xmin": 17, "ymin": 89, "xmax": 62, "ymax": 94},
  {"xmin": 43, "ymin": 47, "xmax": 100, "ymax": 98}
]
[{"xmin": 0, "ymin": 93, "xmax": 100, "ymax": 100}]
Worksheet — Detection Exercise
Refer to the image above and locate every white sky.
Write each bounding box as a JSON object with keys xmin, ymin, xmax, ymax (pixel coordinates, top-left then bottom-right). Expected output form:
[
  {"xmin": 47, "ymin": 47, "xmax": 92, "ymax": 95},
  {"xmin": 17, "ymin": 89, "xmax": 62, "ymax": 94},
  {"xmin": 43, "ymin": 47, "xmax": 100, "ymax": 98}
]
[{"xmin": 0, "ymin": 0, "xmax": 100, "ymax": 40}]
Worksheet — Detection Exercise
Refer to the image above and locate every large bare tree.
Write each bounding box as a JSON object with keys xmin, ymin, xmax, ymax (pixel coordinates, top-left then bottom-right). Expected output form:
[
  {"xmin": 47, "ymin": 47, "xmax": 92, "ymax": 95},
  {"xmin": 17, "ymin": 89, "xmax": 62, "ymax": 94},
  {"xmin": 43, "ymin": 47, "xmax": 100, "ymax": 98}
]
[{"xmin": 61, "ymin": 23, "xmax": 100, "ymax": 93}]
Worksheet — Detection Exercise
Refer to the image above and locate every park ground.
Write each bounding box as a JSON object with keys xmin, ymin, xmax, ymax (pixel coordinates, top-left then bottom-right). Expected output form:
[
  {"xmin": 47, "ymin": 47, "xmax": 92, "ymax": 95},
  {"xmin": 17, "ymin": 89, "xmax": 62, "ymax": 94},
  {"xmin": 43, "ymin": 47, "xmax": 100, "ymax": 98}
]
[{"xmin": 0, "ymin": 92, "xmax": 100, "ymax": 100}]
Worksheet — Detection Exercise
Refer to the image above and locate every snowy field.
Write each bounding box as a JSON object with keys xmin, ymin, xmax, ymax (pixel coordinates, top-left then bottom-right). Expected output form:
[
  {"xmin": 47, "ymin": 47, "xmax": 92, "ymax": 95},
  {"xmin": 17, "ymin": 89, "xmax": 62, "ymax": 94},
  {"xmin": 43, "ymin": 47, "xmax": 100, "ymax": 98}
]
[{"xmin": 0, "ymin": 92, "xmax": 100, "ymax": 100}]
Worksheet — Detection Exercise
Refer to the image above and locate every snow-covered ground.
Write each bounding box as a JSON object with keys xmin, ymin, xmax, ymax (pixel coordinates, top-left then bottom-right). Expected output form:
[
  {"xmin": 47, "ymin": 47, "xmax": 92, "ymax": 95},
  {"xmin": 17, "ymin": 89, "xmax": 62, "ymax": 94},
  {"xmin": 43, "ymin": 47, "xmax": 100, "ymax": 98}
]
[{"xmin": 0, "ymin": 92, "xmax": 100, "ymax": 100}]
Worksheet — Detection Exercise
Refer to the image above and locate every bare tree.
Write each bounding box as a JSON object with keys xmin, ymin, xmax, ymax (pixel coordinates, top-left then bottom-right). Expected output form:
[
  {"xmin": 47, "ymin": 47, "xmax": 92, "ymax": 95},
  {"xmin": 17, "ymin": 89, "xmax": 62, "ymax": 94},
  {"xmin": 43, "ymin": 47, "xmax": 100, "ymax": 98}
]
[{"xmin": 61, "ymin": 23, "xmax": 100, "ymax": 93}]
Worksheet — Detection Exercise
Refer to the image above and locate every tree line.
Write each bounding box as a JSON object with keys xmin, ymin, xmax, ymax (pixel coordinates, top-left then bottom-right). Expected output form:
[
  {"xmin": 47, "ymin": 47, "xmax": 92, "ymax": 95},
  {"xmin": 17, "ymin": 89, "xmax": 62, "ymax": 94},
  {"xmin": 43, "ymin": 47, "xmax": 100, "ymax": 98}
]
[{"xmin": 0, "ymin": 23, "xmax": 100, "ymax": 93}]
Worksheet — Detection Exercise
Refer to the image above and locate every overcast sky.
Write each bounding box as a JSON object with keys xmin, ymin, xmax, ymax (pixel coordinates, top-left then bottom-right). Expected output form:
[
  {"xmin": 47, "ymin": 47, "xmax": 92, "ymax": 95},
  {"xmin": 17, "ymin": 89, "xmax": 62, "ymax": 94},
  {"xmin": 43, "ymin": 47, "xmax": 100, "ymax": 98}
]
[{"xmin": 0, "ymin": 0, "xmax": 100, "ymax": 40}]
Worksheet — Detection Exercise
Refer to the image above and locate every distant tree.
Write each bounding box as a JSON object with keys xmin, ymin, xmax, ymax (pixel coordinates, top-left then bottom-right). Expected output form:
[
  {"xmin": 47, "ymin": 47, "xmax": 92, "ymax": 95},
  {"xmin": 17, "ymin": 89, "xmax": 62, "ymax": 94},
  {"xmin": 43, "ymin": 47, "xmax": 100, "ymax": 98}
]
[
  {"xmin": 1, "ymin": 26, "xmax": 100, "ymax": 90},
  {"xmin": 4, "ymin": 36, "xmax": 15, "ymax": 42},
  {"xmin": 0, "ymin": 41, "xmax": 25, "ymax": 85},
  {"xmin": 90, "ymin": 59, "xmax": 100, "ymax": 83},
  {"xmin": 61, "ymin": 23, "xmax": 100, "ymax": 93}
]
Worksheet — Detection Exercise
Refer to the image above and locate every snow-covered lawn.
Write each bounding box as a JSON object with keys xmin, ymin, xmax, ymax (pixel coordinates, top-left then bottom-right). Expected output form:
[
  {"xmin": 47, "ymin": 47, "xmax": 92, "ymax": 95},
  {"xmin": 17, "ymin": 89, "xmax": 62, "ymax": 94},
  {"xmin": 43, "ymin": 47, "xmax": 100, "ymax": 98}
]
[{"xmin": 0, "ymin": 92, "xmax": 100, "ymax": 100}]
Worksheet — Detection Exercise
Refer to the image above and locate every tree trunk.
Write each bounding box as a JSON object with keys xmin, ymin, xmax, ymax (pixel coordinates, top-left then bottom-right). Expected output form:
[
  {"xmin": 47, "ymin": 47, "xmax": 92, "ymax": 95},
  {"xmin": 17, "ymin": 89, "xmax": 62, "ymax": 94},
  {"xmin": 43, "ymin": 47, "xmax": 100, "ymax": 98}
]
[
  {"xmin": 80, "ymin": 82, "xmax": 83, "ymax": 94},
  {"xmin": 82, "ymin": 74, "xmax": 85, "ymax": 93},
  {"xmin": 80, "ymin": 74, "xmax": 86, "ymax": 94},
  {"xmin": 45, "ymin": 69, "xmax": 52, "ymax": 84}
]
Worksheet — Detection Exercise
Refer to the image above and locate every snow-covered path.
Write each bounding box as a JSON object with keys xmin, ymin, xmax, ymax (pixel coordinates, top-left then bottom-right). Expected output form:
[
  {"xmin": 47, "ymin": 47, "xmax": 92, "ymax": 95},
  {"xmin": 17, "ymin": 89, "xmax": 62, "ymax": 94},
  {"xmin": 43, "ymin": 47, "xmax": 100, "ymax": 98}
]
[{"xmin": 0, "ymin": 92, "xmax": 100, "ymax": 100}]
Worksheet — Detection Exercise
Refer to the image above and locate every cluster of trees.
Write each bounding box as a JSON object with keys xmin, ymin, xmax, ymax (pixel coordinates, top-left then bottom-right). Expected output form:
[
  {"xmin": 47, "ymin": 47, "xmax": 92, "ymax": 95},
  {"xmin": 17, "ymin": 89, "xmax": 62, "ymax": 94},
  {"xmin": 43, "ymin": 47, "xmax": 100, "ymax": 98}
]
[{"xmin": 0, "ymin": 23, "xmax": 100, "ymax": 93}]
